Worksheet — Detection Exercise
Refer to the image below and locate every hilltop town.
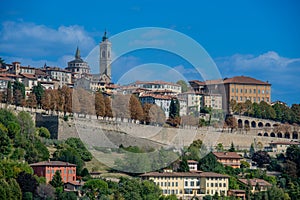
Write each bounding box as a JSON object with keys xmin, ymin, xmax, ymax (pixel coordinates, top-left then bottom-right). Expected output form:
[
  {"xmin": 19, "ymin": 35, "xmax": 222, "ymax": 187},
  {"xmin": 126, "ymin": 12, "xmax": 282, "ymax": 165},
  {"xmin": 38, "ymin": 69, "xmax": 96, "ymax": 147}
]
[{"xmin": 0, "ymin": 33, "xmax": 300, "ymax": 200}]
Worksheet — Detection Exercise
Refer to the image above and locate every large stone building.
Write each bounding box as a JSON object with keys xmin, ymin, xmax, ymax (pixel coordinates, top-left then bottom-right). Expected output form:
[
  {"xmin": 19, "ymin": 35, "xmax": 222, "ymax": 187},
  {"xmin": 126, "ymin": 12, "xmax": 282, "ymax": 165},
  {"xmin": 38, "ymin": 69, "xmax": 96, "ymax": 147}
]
[
  {"xmin": 140, "ymin": 171, "xmax": 229, "ymax": 199},
  {"xmin": 132, "ymin": 80, "xmax": 182, "ymax": 94},
  {"xmin": 212, "ymin": 152, "xmax": 242, "ymax": 169},
  {"xmin": 190, "ymin": 76, "xmax": 272, "ymax": 112}
]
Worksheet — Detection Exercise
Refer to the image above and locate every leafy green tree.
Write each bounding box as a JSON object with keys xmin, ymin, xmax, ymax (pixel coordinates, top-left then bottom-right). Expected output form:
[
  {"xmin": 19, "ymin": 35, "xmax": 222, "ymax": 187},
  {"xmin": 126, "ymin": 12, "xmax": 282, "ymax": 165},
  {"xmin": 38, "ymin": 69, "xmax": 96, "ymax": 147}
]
[
  {"xmin": 291, "ymin": 104, "xmax": 300, "ymax": 124},
  {"xmin": 32, "ymin": 82, "xmax": 44, "ymax": 107},
  {"xmin": 198, "ymin": 153, "xmax": 224, "ymax": 173},
  {"xmin": 83, "ymin": 179, "xmax": 109, "ymax": 200},
  {"xmin": 0, "ymin": 127, "xmax": 12, "ymax": 158},
  {"xmin": 178, "ymin": 157, "xmax": 190, "ymax": 172},
  {"xmin": 58, "ymin": 192, "xmax": 77, "ymax": 200},
  {"xmin": 176, "ymin": 80, "xmax": 188, "ymax": 93},
  {"xmin": 216, "ymin": 143, "xmax": 224, "ymax": 152},
  {"xmin": 49, "ymin": 170, "xmax": 64, "ymax": 188},
  {"xmin": 0, "ymin": 179, "xmax": 10, "ymax": 200},
  {"xmin": 118, "ymin": 177, "xmax": 142, "ymax": 200},
  {"xmin": 53, "ymin": 146, "xmax": 84, "ymax": 175},
  {"xmin": 168, "ymin": 98, "xmax": 181, "ymax": 127},
  {"xmin": 7, "ymin": 121, "xmax": 21, "ymax": 139},
  {"xmin": 252, "ymin": 151, "xmax": 271, "ymax": 167},
  {"xmin": 36, "ymin": 184, "xmax": 55, "ymax": 200},
  {"xmin": 17, "ymin": 171, "xmax": 39, "ymax": 197},
  {"xmin": 37, "ymin": 127, "xmax": 51, "ymax": 138},
  {"xmin": 17, "ymin": 111, "xmax": 35, "ymax": 138},
  {"xmin": 228, "ymin": 142, "xmax": 236, "ymax": 152},
  {"xmin": 6, "ymin": 81, "xmax": 13, "ymax": 104},
  {"xmin": 8, "ymin": 178, "xmax": 22, "ymax": 200},
  {"xmin": 65, "ymin": 137, "xmax": 92, "ymax": 161},
  {"xmin": 141, "ymin": 179, "xmax": 162, "ymax": 200},
  {"xmin": 249, "ymin": 143, "xmax": 255, "ymax": 158}
]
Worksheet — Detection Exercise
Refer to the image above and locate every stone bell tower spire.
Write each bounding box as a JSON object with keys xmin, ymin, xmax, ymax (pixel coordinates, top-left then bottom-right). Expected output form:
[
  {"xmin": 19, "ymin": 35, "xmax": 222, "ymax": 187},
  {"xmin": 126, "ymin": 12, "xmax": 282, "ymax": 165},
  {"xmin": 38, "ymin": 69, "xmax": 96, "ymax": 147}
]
[{"xmin": 99, "ymin": 30, "xmax": 112, "ymax": 82}]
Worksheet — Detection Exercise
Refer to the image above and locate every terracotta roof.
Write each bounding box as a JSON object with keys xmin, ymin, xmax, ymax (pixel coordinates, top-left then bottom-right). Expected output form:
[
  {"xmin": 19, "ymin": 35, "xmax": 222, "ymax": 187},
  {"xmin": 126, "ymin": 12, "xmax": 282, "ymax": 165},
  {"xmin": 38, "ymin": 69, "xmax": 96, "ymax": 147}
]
[
  {"xmin": 0, "ymin": 76, "xmax": 12, "ymax": 81},
  {"xmin": 140, "ymin": 171, "xmax": 229, "ymax": 178},
  {"xmin": 213, "ymin": 152, "xmax": 242, "ymax": 159},
  {"xmin": 21, "ymin": 73, "xmax": 36, "ymax": 79},
  {"xmin": 134, "ymin": 80, "xmax": 180, "ymax": 87},
  {"xmin": 238, "ymin": 179, "xmax": 272, "ymax": 187},
  {"xmin": 140, "ymin": 172, "xmax": 202, "ymax": 177},
  {"xmin": 65, "ymin": 181, "xmax": 84, "ymax": 186},
  {"xmin": 189, "ymin": 80, "xmax": 205, "ymax": 86},
  {"xmin": 140, "ymin": 93, "xmax": 172, "ymax": 100},
  {"xmin": 198, "ymin": 172, "xmax": 230, "ymax": 178},
  {"xmin": 30, "ymin": 161, "xmax": 76, "ymax": 167},
  {"xmin": 223, "ymin": 76, "xmax": 270, "ymax": 85}
]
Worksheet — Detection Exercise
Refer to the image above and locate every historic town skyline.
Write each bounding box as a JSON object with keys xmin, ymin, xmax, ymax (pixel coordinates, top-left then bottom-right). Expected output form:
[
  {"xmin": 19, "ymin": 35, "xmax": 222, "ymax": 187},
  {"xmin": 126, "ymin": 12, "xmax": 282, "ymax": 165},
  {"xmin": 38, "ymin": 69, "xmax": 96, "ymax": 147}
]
[{"xmin": 1, "ymin": 0, "xmax": 299, "ymax": 105}]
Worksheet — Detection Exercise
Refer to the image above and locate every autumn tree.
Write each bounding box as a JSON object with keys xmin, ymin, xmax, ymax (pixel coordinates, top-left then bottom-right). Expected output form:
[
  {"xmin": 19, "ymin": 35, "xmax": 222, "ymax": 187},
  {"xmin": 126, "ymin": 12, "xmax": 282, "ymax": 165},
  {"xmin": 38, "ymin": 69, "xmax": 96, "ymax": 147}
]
[
  {"xmin": 13, "ymin": 81, "xmax": 25, "ymax": 106},
  {"xmin": 26, "ymin": 93, "xmax": 37, "ymax": 108},
  {"xmin": 41, "ymin": 89, "xmax": 52, "ymax": 112},
  {"xmin": 149, "ymin": 104, "xmax": 166, "ymax": 125},
  {"xmin": 112, "ymin": 94, "xmax": 130, "ymax": 119},
  {"xmin": 95, "ymin": 92, "xmax": 105, "ymax": 118},
  {"xmin": 129, "ymin": 94, "xmax": 144, "ymax": 122},
  {"xmin": 59, "ymin": 85, "xmax": 72, "ymax": 115},
  {"xmin": 143, "ymin": 103, "xmax": 152, "ymax": 124},
  {"xmin": 104, "ymin": 96, "xmax": 113, "ymax": 118},
  {"xmin": 224, "ymin": 115, "xmax": 237, "ymax": 133}
]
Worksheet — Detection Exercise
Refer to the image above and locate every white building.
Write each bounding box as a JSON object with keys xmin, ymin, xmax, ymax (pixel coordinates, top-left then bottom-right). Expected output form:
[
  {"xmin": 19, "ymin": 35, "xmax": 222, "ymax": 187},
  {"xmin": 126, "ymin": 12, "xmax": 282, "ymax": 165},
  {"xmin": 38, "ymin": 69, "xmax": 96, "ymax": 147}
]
[
  {"xmin": 178, "ymin": 92, "xmax": 203, "ymax": 115},
  {"xmin": 132, "ymin": 80, "xmax": 182, "ymax": 94}
]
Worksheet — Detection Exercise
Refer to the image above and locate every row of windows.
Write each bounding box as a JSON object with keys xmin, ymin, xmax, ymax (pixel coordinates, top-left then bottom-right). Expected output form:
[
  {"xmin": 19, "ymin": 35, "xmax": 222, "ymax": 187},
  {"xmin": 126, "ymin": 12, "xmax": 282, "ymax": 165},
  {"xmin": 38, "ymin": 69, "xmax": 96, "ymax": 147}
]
[
  {"xmin": 156, "ymin": 181, "xmax": 179, "ymax": 187},
  {"xmin": 185, "ymin": 181, "xmax": 200, "ymax": 187},
  {"xmin": 207, "ymin": 182, "xmax": 226, "ymax": 187},
  {"xmin": 207, "ymin": 189, "xmax": 226, "ymax": 195},
  {"xmin": 231, "ymin": 88, "xmax": 269, "ymax": 94},
  {"xmin": 231, "ymin": 96, "xmax": 269, "ymax": 102},
  {"xmin": 207, "ymin": 177, "xmax": 225, "ymax": 181},
  {"xmin": 155, "ymin": 177, "xmax": 183, "ymax": 180},
  {"xmin": 47, "ymin": 169, "xmax": 75, "ymax": 174}
]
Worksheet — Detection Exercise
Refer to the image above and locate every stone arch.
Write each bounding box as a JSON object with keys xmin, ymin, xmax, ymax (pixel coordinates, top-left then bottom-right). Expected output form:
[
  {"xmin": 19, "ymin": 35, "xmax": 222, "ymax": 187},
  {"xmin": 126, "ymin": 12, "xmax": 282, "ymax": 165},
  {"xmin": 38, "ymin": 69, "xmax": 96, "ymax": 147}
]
[
  {"xmin": 284, "ymin": 132, "xmax": 290, "ymax": 139},
  {"xmin": 251, "ymin": 121, "xmax": 256, "ymax": 128},
  {"xmin": 273, "ymin": 123, "xmax": 279, "ymax": 127},
  {"xmin": 293, "ymin": 131, "xmax": 298, "ymax": 139},
  {"xmin": 270, "ymin": 132, "xmax": 275, "ymax": 137},
  {"xmin": 238, "ymin": 119, "xmax": 243, "ymax": 128},
  {"xmin": 258, "ymin": 122, "xmax": 264, "ymax": 128},
  {"xmin": 244, "ymin": 120, "xmax": 250, "ymax": 127},
  {"xmin": 264, "ymin": 132, "xmax": 268, "ymax": 137},
  {"xmin": 277, "ymin": 132, "xmax": 282, "ymax": 138},
  {"xmin": 258, "ymin": 133, "xmax": 262, "ymax": 136},
  {"xmin": 265, "ymin": 123, "xmax": 271, "ymax": 127}
]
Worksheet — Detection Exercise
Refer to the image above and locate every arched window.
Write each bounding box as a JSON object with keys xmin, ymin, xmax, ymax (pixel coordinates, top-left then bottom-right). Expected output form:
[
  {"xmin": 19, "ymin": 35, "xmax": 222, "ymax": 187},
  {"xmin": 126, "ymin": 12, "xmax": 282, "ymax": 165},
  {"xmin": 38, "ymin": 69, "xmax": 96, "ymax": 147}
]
[{"xmin": 102, "ymin": 50, "xmax": 105, "ymax": 58}]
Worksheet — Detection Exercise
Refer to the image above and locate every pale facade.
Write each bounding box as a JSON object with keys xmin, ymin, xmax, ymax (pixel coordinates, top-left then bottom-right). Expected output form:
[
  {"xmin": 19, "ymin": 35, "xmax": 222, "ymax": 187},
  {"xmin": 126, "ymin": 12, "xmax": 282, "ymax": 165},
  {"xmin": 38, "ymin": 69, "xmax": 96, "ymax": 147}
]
[
  {"xmin": 132, "ymin": 81, "xmax": 182, "ymax": 94},
  {"xmin": 178, "ymin": 92, "xmax": 203, "ymax": 115},
  {"xmin": 238, "ymin": 179, "xmax": 271, "ymax": 193},
  {"xmin": 140, "ymin": 171, "xmax": 229, "ymax": 199},
  {"xmin": 99, "ymin": 31, "xmax": 112, "ymax": 83},
  {"xmin": 43, "ymin": 67, "xmax": 72, "ymax": 87},
  {"xmin": 264, "ymin": 141, "xmax": 300, "ymax": 153},
  {"xmin": 203, "ymin": 94, "xmax": 222, "ymax": 110},
  {"xmin": 66, "ymin": 47, "xmax": 91, "ymax": 79}
]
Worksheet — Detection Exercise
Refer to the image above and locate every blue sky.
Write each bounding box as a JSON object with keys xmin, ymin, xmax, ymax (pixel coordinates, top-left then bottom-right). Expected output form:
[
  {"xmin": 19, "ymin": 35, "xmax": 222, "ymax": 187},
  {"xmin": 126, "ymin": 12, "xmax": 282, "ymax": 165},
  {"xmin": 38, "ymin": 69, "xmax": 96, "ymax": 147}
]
[{"xmin": 0, "ymin": 0, "xmax": 299, "ymax": 105}]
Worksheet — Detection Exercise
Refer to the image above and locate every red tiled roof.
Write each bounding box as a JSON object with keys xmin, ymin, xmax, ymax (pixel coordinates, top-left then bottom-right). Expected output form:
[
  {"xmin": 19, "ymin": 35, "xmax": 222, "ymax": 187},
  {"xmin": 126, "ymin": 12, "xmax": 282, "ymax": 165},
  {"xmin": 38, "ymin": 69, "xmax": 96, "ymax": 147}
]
[
  {"xmin": 189, "ymin": 80, "xmax": 205, "ymax": 86},
  {"xmin": 21, "ymin": 73, "xmax": 36, "ymax": 79},
  {"xmin": 0, "ymin": 76, "xmax": 12, "ymax": 81},
  {"xmin": 213, "ymin": 152, "xmax": 242, "ymax": 159},
  {"xmin": 140, "ymin": 171, "xmax": 229, "ymax": 178},
  {"xmin": 140, "ymin": 93, "xmax": 172, "ymax": 100},
  {"xmin": 223, "ymin": 76, "xmax": 270, "ymax": 85},
  {"xmin": 135, "ymin": 80, "xmax": 180, "ymax": 87},
  {"xmin": 238, "ymin": 179, "xmax": 272, "ymax": 187},
  {"xmin": 30, "ymin": 161, "xmax": 76, "ymax": 167}
]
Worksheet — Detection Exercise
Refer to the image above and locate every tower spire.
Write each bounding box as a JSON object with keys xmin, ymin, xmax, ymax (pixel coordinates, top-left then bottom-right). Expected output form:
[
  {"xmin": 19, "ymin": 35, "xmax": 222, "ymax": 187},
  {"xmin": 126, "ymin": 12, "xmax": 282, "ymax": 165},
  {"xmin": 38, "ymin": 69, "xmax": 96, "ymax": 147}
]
[
  {"xmin": 102, "ymin": 29, "xmax": 108, "ymax": 42},
  {"xmin": 75, "ymin": 46, "xmax": 80, "ymax": 59}
]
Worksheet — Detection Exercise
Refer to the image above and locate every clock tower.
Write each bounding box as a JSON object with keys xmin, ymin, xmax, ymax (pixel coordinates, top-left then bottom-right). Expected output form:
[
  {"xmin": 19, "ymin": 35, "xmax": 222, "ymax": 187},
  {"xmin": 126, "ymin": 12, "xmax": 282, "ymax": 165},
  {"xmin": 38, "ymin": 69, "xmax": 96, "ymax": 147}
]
[{"xmin": 99, "ymin": 31, "xmax": 112, "ymax": 83}]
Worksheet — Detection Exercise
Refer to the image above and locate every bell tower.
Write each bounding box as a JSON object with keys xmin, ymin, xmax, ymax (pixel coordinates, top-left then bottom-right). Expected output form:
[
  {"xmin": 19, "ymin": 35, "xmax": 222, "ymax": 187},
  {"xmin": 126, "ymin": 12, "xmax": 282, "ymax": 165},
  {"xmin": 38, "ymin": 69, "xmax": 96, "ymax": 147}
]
[{"xmin": 100, "ymin": 31, "xmax": 112, "ymax": 82}]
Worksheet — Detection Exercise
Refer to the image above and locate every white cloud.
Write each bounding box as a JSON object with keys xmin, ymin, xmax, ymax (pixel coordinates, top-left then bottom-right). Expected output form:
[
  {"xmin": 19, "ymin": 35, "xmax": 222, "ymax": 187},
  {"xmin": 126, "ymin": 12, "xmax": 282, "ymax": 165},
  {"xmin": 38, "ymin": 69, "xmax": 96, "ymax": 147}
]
[
  {"xmin": 0, "ymin": 21, "xmax": 96, "ymax": 60},
  {"xmin": 215, "ymin": 51, "xmax": 300, "ymax": 104},
  {"xmin": 216, "ymin": 51, "xmax": 300, "ymax": 73}
]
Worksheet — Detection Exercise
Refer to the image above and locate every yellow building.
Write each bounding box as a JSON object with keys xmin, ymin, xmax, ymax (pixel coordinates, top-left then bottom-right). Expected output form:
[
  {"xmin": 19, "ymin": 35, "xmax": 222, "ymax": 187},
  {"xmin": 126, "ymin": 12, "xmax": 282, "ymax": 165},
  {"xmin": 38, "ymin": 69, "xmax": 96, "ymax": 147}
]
[
  {"xmin": 140, "ymin": 171, "xmax": 229, "ymax": 199},
  {"xmin": 205, "ymin": 76, "xmax": 271, "ymax": 112}
]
